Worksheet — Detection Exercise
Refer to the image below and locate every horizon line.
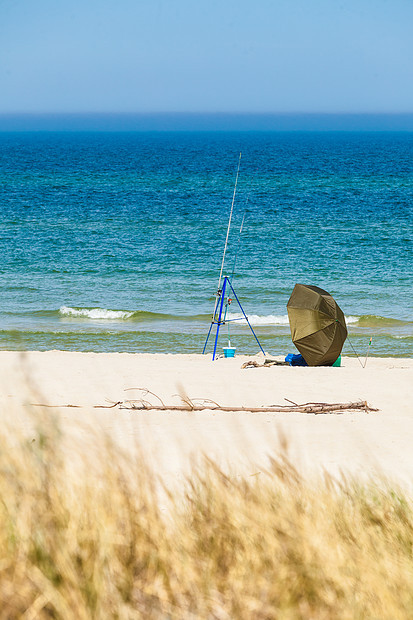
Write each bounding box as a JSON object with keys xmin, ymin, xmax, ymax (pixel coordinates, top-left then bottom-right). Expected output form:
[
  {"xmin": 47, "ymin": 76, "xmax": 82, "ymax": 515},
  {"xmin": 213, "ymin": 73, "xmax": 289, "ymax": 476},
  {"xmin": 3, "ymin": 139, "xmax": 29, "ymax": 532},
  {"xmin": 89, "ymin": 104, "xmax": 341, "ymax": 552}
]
[
  {"xmin": 1, "ymin": 111, "xmax": 412, "ymax": 132},
  {"xmin": 1, "ymin": 111, "xmax": 413, "ymax": 116}
]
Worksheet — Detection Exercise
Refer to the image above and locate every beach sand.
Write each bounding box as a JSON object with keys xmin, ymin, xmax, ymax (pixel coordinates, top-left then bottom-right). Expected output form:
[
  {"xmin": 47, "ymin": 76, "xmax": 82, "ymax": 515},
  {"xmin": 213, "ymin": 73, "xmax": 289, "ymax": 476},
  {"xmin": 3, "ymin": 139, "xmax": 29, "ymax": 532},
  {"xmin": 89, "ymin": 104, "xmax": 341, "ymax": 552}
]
[{"xmin": 1, "ymin": 351, "xmax": 412, "ymax": 487}]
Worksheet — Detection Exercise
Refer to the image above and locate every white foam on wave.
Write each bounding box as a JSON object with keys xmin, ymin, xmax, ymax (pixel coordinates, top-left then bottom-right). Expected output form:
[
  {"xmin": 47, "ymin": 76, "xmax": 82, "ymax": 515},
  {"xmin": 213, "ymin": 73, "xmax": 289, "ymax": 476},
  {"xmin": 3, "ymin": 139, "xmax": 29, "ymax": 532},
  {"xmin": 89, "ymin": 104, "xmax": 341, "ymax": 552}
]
[
  {"xmin": 227, "ymin": 313, "xmax": 290, "ymax": 326},
  {"xmin": 345, "ymin": 316, "xmax": 359, "ymax": 325},
  {"xmin": 228, "ymin": 313, "xmax": 360, "ymax": 327},
  {"xmin": 59, "ymin": 306, "xmax": 133, "ymax": 320}
]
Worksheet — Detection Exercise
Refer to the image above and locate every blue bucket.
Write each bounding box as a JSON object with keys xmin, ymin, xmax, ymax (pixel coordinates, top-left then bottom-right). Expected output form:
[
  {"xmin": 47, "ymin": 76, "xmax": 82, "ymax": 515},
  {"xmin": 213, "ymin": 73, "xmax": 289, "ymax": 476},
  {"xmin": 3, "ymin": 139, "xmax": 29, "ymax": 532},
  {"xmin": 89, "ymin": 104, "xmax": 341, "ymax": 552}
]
[{"xmin": 223, "ymin": 347, "xmax": 236, "ymax": 358}]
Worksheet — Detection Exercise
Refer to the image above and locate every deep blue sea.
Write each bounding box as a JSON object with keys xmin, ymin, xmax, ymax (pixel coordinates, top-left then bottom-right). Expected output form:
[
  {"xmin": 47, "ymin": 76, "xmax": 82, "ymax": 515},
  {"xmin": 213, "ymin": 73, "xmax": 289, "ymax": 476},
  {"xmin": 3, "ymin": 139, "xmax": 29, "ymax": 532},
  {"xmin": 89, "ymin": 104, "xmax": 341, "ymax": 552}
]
[{"xmin": 0, "ymin": 131, "xmax": 412, "ymax": 357}]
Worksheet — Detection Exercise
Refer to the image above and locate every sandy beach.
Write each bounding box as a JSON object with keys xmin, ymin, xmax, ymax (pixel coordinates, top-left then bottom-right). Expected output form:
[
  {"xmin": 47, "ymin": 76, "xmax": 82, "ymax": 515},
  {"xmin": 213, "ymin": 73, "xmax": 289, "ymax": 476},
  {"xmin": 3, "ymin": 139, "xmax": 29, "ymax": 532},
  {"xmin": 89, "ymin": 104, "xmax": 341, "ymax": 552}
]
[{"xmin": 1, "ymin": 350, "xmax": 411, "ymax": 487}]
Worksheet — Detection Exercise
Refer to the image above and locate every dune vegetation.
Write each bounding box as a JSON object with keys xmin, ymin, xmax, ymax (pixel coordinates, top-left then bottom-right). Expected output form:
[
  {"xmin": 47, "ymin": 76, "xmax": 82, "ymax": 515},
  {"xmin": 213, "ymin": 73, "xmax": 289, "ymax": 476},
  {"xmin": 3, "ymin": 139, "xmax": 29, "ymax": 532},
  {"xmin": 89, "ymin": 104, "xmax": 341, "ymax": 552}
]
[{"xmin": 0, "ymin": 415, "xmax": 413, "ymax": 619}]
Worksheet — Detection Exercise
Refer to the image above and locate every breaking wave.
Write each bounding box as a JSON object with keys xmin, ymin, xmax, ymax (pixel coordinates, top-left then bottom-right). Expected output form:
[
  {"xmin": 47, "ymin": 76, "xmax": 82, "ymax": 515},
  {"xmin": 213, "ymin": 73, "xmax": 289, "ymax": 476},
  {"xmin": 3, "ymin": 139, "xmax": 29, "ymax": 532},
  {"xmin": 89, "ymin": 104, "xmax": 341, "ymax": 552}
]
[
  {"xmin": 356, "ymin": 315, "xmax": 412, "ymax": 327},
  {"xmin": 59, "ymin": 306, "xmax": 134, "ymax": 320},
  {"xmin": 227, "ymin": 313, "xmax": 361, "ymax": 327},
  {"xmin": 345, "ymin": 316, "xmax": 359, "ymax": 325},
  {"xmin": 227, "ymin": 313, "xmax": 290, "ymax": 326},
  {"xmin": 12, "ymin": 308, "xmax": 410, "ymax": 333}
]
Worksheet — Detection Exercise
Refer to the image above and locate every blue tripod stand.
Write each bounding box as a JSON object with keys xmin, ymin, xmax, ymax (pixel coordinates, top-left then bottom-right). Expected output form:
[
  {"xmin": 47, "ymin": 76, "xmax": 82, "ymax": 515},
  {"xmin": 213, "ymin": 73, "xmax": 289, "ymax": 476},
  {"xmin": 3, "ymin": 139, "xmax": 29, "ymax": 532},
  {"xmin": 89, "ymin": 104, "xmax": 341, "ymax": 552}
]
[{"xmin": 202, "ymin": 275, "xmax": 265, "ymax": 360}]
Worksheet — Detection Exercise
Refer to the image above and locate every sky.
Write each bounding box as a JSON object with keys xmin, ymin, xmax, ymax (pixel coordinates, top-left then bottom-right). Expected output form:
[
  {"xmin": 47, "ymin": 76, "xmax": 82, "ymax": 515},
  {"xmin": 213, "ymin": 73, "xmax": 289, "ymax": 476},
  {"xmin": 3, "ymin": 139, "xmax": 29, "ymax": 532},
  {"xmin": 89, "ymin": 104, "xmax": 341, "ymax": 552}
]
[{"xmin": 1, "ymin": 0, "xmax": 413, "ymax": 115}]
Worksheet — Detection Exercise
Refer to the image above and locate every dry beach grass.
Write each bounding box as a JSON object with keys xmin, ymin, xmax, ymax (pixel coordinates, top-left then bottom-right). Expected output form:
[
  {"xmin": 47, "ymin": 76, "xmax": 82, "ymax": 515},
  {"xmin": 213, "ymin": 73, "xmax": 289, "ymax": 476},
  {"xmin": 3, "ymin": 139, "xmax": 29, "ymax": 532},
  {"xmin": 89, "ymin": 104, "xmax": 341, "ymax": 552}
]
[
  {"xmin": 0, "ymin": 351, "xmax": 412, "ymax": 618},
  {"xmin": 1, "ymin": 414, "xmax": 413, "ymax": 619}
]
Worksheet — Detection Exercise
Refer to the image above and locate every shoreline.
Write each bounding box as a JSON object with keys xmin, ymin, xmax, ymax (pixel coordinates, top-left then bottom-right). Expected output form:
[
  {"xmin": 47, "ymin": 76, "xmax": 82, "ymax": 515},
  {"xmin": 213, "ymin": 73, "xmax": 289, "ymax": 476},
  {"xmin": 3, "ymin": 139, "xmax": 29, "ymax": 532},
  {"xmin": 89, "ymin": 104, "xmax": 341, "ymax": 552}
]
[
  {"xmin": 1, "ymin": 349, "xmax": 412, "ymax": 360},
  {"xmin": 1, "ymin": 351, "xmax": 412, "ymax": 487}
]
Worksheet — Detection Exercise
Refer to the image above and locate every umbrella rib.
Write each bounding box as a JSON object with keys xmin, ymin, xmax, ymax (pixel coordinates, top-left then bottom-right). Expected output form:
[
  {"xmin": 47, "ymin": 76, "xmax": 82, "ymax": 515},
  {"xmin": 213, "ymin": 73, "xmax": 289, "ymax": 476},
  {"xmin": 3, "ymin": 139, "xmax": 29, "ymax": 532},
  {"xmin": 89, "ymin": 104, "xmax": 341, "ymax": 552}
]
[{"xmin": 292, "ymin": 319, "xmax": 335, "ymax": 339}]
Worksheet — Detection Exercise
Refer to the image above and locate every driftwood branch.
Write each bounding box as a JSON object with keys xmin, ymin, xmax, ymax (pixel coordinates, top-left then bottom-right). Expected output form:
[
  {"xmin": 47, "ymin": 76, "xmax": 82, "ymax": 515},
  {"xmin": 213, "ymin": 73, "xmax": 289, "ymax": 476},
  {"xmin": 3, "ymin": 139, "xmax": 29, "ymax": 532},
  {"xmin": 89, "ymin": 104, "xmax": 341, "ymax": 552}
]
[
  {"xmin": 31, "ymin": 389, "xmax": 379, "ymax": 415},
  {"xmin": 114, "ymin": 392, "xmax": 378, "ymax": 414},
  {"xmin": 242, "ymin": 359, "xmax": 289, "ymax": 369}
]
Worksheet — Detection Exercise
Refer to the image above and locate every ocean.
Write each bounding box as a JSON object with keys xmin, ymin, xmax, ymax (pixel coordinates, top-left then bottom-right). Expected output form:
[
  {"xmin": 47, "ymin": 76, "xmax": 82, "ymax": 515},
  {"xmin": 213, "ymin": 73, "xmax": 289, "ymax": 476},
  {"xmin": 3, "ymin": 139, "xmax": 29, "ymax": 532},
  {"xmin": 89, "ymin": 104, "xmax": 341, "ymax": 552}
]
[{"xmin": 0, "ymin": 131, "xmax": 412, "ymax": 357}]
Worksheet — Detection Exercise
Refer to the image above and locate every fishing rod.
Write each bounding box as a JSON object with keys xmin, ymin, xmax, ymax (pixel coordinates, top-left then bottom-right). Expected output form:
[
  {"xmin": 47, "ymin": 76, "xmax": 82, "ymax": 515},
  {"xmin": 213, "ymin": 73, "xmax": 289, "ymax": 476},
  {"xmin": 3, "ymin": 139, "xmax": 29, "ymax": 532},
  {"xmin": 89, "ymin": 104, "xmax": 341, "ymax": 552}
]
[
  {"xmin": 363, "ymin": 336, "xmax": 372, "ymax": 368},
  {"xmin": 223, "ymin": 197, "xmax": 249, "ymax": 346},
  {"xmin": 202, "ymin": 154, "xmax": 265, "ymax": 359}
]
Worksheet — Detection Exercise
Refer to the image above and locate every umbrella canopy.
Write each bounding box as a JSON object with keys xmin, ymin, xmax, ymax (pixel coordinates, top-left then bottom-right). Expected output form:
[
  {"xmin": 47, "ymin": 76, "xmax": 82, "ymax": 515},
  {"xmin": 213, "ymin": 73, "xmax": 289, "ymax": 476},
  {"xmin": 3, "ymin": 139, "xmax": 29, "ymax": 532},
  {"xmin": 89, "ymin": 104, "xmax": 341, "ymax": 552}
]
[{"xmin": 287, "ymin": 284, "xmax": 347, "ymax": 366}]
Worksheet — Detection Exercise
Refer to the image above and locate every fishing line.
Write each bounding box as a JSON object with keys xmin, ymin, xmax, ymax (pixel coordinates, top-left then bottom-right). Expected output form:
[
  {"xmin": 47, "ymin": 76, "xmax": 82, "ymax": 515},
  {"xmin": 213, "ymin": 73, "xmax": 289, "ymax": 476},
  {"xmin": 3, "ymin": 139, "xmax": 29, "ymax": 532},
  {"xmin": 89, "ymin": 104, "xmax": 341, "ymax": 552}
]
[
  {"xmin": 230, "ymin": 200, "xmax": 248, "ymax": 284},
  {"xmin": 211, "ymin": 152, "xmax": 241, "ymax": 322},
  {"xmin": 216, "ymin": 152, "xmax": 241, "ymax": 295}
]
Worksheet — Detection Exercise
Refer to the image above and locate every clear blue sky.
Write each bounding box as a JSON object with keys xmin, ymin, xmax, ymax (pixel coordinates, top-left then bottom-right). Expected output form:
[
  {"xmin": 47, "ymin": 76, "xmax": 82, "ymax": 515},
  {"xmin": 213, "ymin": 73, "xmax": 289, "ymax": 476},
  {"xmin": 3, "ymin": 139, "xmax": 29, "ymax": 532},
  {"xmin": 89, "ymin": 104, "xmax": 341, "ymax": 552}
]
[{"xmin": 1, "ymin": 0, "xmax": 412, "ymax": 114}]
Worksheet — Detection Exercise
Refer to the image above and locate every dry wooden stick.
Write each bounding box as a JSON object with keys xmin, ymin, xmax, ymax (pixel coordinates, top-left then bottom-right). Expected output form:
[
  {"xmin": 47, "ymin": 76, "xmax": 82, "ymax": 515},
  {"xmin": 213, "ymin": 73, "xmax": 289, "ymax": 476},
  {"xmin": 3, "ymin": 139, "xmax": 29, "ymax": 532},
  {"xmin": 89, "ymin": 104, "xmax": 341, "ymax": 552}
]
[
  {"xmin": 117, "ymin": 399, "xmax": 377, "ymax": 414},
  {"xmin": 121, "ymin": 389, "xmax": 377, "ymax": 414},
  {"xmin": 242, "ymin": 359, "xmax": 289, "ymax": 368},
  {"xmin": 32, "ymin": 388, "xmax": 378, "ymax": 414},
  {"xmin": 31, "ymin": 403, "xmax": 82, "ymax": 408}
]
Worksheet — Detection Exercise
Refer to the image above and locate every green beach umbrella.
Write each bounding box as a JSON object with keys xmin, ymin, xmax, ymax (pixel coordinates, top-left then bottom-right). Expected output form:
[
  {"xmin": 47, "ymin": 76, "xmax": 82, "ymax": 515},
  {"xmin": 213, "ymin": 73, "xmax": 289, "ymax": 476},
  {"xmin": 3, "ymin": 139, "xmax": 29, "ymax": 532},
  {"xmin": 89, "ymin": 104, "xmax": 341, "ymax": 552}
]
[{"xmin": 287, "ymin": 284, "xmax": 348, "ymax": 366}]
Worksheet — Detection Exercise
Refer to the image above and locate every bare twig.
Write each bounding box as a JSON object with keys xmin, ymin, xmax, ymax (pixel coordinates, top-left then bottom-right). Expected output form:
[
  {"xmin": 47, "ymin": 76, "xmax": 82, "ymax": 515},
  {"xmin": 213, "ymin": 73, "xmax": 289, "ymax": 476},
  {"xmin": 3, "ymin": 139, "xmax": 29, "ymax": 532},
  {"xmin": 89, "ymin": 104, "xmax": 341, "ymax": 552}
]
[
  {"xmin": 190, "ymin": 397, "xmax": 222, "ymax": 408},
  {"xmin": 284, "ymin": 398, "xmax": 299, "ymax": 406},
  {"xmin": 31, "ymin": 403, "xmax": 82, "ymax": 408},
  {"xmin": 124, "ymin": 388, "xmax": 166, "ymax": 408}
]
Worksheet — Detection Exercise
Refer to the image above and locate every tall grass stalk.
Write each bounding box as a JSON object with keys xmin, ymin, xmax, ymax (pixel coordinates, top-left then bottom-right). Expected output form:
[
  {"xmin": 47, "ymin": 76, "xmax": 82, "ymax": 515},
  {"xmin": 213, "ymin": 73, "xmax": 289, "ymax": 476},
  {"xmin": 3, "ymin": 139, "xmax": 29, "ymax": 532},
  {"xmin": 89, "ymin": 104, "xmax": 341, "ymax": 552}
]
[{"xmin": 0, "ymin": 416, "xmax": 413, "ymax": 618}]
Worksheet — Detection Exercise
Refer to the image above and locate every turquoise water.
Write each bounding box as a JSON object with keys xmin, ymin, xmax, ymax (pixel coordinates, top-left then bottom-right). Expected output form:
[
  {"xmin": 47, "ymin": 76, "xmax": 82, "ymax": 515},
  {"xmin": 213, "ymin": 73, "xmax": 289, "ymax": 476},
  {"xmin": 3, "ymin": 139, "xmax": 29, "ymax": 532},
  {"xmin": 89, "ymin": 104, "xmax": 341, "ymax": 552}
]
[{"xmin": 0, "ymin": 131, "xmax": 412, "ymax": 357}]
